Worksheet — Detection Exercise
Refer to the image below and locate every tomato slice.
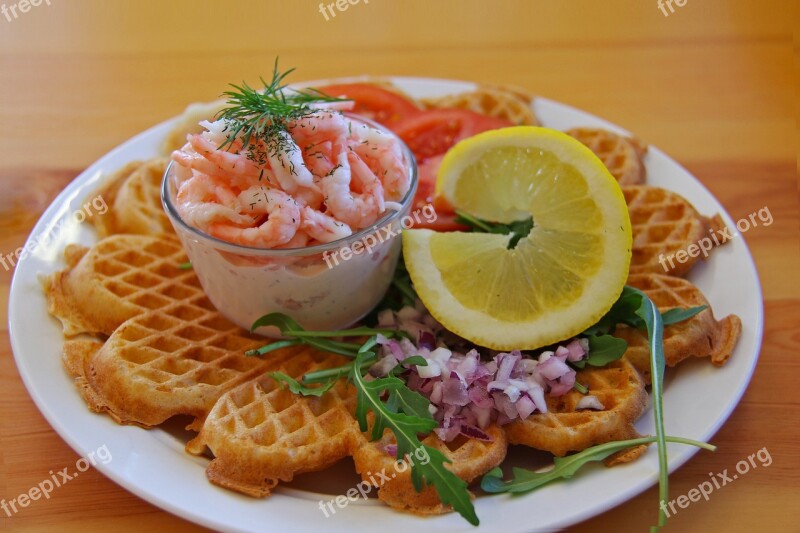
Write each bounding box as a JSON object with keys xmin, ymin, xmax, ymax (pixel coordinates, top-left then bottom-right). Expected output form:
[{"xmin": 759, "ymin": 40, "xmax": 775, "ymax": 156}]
[
  {"xmin": 392, "ymin": 109, "xmax": 512, "ymax": 160},
  {"xmin": 315, "ymin": 83, "xmax": 420, "ymax": 127},
  {"xmin": 395, "ymin": 109, "xmax": 512, "ymax": 227}
]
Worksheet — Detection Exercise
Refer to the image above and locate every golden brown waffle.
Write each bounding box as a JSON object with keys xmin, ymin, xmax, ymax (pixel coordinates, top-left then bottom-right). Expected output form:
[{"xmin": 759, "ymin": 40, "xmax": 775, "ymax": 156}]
[
  {"xmin": 504, "ymin": 359, "xmax": 647, "ymax": 457},
  {"xmin": 351, "ymin": 425, "xmax": 507, "ymax": 515},
  {"xmin": 420, "ymin": 85, "xmax": 539, "ymax": 126},
  {"xmin": 187, "ymin": 349, "xmax": 362, "ymax": 496},
  {"xmin": 618, "ymin": 273, "xmax": 742, "ymax": 383},
  {"xmin": 161, "ymin": 99, "xmax": 227, "ymax": 154},
  {"xmin": 93, "ymin": 158, "xmax": 173, "ymax": 237},
  {"xmin": 61, "ymin": 296, "xmax": 273, "ymax": 427},
  {"xmin": 624, "ymin": 185, "xmax": 728, "ymax": 277},
  {"xmin": 567, "ymin": 128, "xmax": 647, "ymax": 185},
  {"xmin": 44, "ymin": 234, "xmax": 193, "ymax": 337}
]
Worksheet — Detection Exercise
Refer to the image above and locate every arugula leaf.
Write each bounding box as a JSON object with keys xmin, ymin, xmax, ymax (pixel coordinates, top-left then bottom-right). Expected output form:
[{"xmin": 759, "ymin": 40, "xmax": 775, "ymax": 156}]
[
  {"xmin": 627, "ymin": 287, "xmax": 669, "ymax": 530},
  {"xmin": 661, "ymin": 305, "xmax": 707, "ymax": 325},
  {"xmin": 386, "ymin": 386, "xmax": 435, "ymax": 419},
  {"xmin": 584, "ymin": 334, "xmax": 628, "ymax": 367},
  {"xmin": 454, "ymin": 209, "xmax": 534, "ymax": 249},
  {"xmin": 245, "ymin": 339, "xmax": 301, "ymax": 356},
  {"xmin": 301, "ymin": 355, "xmax": 375, "ymax": 384},
  {"xmin": 585, "ymin": 288, "xmax": 707, "ymax": 337},
  {"xmin": 395, "ymin": 355, "xmax": 428, "ymax": 367},
  {"xmin": 349, "ymin": 350, "xmax": 479, "ymax": 525},
  {"xmin": 247, "ymin": 312, "xmax": 403, "ymax": 358},
  {"xmin": 481, "ymin": 435, "xmax": 715, "ymax": 493},
  {"xmin": 177, "ymin": 261, "xmax": 193, "ymax": 270},
  {"xmin": 270, "ymin": 371, "xmax": 336, "ymax": 397},
  {"xmin": 583, "ymin": 286, "xmax": 643, "ymax": 335}
]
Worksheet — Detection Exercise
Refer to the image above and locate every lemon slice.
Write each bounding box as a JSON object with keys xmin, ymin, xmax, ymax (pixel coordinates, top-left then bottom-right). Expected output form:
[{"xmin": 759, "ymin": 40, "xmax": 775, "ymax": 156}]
[{"xmin": 403, "ymin": 126, "xmax": 632, "ymax": 350}]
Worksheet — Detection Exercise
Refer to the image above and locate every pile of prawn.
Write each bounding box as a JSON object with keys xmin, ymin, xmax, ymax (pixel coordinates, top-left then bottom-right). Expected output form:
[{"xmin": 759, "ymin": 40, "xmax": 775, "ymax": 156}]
[{"xmin": 170, "ymin": 110, "xmax": 410, "ymax": 248}]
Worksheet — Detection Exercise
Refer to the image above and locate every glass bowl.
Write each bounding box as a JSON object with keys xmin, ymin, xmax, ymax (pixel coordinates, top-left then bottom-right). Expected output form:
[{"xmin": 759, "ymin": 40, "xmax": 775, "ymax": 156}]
[{"xmin": 162, "ymin": 115, "xmax": 419, "ymax": 335}]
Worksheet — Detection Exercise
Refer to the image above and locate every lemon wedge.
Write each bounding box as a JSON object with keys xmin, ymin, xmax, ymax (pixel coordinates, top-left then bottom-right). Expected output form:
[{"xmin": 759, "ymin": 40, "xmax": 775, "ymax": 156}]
[{"xmin": 402, "ymin": 127, "xmax": 632, "ymax": 350}]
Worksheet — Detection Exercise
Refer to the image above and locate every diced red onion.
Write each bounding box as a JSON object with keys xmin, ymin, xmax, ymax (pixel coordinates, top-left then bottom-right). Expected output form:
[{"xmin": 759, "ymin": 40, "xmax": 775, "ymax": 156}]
[
  {"xmin": 566, "ymin": 338, "xmax": 587, "ymax": 362},
  {"xmin": 538, "ymin": 355, "xmax": 571, "ymax": 380},
  {"xmin": 442, "ymin": 372, "xmax": 469, "ymax": 406},
  {"xmin": 577, "ymin": 395, "xmax": 605, "ymax": 410},
  {"xmin": 369, "ymin": 353, "xmax": 398, "ymax": 377},
  {"xmin": 460, "ymin": 424, "xmax": 492, "ymax": 441},
  {"xmin": 548, "ymin": 369, "xmax": 576, "ymax": 396},
  {"xmin": 384, "ymin": 443, "xmax": 398, "ymax": 456},
  {"xmin": 516, "ymin": 395, "xmax": 537, "ymax": 419},
  {"xmin": 370, "ymin": 304, "xmax": 592, "ymax": 442},
  {"xmin": 429, "ymin": 381, "xmax": 443, "ymax": 405},
  {"xmin": 418, "ymin": 331, "xmax": 436, "ymax": 351}
]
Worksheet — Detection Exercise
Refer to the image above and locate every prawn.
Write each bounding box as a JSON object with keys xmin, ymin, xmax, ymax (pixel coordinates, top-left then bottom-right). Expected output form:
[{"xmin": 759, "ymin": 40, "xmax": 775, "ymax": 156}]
[
  {"xmin": 300, "ymin": 206, "xmax": 352, "ymax": 243},
  {"xmin": 176, "ymin": 174, "xmax": 252, "ymax": 229},
  {"xmin": 321, "ymin": 148, "xmax": 386, "ymax": 229},
  {"xmin": 289, "ymin": 111, "xmax": 351, "ymax": 145},
  {"xmin": 276, "ymin": 229, "xmax": 311, "ymax": 249},
  {"xmin": 185, "ymin": 134, "xmax": 275, "ymax": 190},
  {"xmin": 293, "ymin": 186, "xmax": 324, "ymax": 210},
  {"xmin": 266, "ymin": 129, "xmax": 317, "ymax": 192},
  {"xmin": 350, "ymin": 122, "xmax": 410, "ymax": 201},
  {"xmin": 208, "ymin": 187, "xmax": 301, "ymax": 248}
]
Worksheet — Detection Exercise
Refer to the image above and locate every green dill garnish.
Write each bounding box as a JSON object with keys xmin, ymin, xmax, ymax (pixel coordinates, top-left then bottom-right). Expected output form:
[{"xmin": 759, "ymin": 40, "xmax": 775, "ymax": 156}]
[{"xmin": 214, "ymin": 58, "xmax": 346, "ymax": 166}]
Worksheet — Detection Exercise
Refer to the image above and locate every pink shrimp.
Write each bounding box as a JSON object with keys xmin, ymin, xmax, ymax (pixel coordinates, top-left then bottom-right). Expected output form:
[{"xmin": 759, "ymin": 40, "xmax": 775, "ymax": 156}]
[
  {"xmin": 294, "ymin": 186, "xmax": 324, "ymax": 210},
  {"xmin": 187, "ymin": 134, "xmax": 278, "ymax": 190},
  {"xmin": 176, "ymin": 174, "xmax": 251, "ymax": 229},
  {"xmin": 300, "ymin": 206, "xmax": 352, "ymax": 243},
  {"xmin": 266, "ymin": 130, "xmax": 318, "ymax": 193},
  {"xmin": 350, "ymin": 122, "xmax": 410, "ymax": 201},
  {"xmin": 289, "ymin": 111, "xmax": 351, "ymax": 145},
  {"xmin": 171, "ymin": 109, "xmax": 410, "ymax": 250},
  {"xmin": 276, "ymin": 229, "xmax": 311, "ymax": 249},
  {"xmin": 208, "ymin": 187, "xmax": 301, "ymax": 248},
  {"xmin": 320, "ymin": 148, "xmax": 385, "ymax": 229}
]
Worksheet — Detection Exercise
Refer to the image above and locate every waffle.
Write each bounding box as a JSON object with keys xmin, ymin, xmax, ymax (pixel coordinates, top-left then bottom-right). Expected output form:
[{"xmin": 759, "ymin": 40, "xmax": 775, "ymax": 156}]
[
  {"xmin": 618, "ymin": 273, "xmax": 742, "ymax": 383},
  {"xmin": 161, "ymin": 99, "xmax": 226, "ymax": 154},
  {"xmin": 504, "ymin": 359, "xmax": 647, "ymax": 457},
  {"xmin": 420, "ymin": 85, "xmax": 539, "ymax": 126},
  {"xmin": 93, "ymin": 158, "xmax": 173, "ymax": 237},
  {"xmin": 186, "ymin": 349, "xmax": 362, "ymax": 496},
  {"xmin": 351, "ymin": 425, "xmax": 507, "ymax": 515},
  {"xmin": 44, "ymin": 234, "xmax": 193, "ymax": 337},
  {"xmin": 624, "ymin": 185, "xmax": 729, "ymax": 277},
  {"xmin": 567, "ymin": 128, "xmax": 647, "ymax": 185},
  {"xmin": 61, "ymin": 292, "xmax": 274, "ymax": 427}
]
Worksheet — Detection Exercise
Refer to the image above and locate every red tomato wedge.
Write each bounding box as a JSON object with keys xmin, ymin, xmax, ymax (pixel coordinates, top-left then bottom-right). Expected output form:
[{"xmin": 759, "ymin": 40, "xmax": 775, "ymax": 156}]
[
  {"xmin": 392, "ymin": 109, "xmax": 512, "ymax": 160},
  {"xmin": 394, "ymin": 109, "xmax": 512, "ymax": 229},
  {"xmin": 314, "ymin": 83, "xmax": 420, "ymax": 127}
]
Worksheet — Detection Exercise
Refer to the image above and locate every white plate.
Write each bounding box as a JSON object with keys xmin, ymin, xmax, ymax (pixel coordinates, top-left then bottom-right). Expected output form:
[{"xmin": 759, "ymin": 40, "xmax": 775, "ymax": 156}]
[{"xmin": 9, "ymin": 77, "xmax": 763, "ymax": 532}]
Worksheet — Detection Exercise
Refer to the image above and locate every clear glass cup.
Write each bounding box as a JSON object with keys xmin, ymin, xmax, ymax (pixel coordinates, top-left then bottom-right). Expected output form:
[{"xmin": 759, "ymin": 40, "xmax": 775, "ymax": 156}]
[{"xmin": 162, "ymin": 115, "xmax": 418, "ymax": 336}]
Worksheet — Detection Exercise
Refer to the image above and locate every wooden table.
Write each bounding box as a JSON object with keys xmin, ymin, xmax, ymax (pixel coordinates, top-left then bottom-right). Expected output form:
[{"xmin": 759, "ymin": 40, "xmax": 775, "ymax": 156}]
[{"xmin": 1, "ymin": 0, "xmax": 797, "ymax": 531}]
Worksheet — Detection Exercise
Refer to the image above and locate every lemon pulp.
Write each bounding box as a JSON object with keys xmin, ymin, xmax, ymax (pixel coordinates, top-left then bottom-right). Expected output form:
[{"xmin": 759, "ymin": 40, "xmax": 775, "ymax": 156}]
[{"xmin": 403, "ymin": 127, "xmax": 631, "ymax": 350}]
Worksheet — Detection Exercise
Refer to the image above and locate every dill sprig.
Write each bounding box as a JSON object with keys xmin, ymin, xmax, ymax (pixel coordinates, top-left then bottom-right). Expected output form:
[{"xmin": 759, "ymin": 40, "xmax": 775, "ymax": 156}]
[{"xmin": 214, "ymin": 59, "xmax": 346, "ymax": 165}]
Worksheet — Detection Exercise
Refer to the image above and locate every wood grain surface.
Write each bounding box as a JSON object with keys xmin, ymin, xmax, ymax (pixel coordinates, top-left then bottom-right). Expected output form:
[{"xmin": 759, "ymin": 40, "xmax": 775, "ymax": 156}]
[{"xmin": 1, "ymin": 1, "xmax": 798, "ymax": 531}]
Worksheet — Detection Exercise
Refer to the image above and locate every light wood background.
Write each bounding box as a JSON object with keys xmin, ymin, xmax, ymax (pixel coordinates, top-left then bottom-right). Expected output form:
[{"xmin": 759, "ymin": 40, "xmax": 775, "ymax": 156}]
[{"xmin": 1, "ymin": 0, "xmax": 798, "ymax": 531}]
